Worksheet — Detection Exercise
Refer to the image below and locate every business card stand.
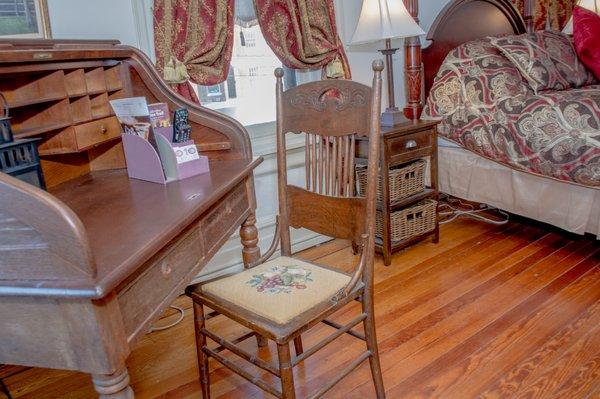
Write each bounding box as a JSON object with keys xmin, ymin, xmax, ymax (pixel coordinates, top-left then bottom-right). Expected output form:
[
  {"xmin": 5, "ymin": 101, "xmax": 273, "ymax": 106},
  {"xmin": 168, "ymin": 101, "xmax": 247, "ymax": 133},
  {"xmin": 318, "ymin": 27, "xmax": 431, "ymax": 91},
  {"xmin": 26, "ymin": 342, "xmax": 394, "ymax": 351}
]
[{"xmin": 121, "ymin": 133, "xmax": 210, "ymax": 185}]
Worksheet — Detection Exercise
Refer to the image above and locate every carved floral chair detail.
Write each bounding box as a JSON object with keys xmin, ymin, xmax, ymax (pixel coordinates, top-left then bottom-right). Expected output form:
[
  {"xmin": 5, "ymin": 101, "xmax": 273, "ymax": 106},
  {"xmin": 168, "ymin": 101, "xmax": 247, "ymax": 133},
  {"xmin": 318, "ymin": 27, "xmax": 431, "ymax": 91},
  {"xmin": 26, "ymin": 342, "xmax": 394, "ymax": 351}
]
[{"xmin": 186, "ymin": 60, "xmax": 385, "ymax": 399}]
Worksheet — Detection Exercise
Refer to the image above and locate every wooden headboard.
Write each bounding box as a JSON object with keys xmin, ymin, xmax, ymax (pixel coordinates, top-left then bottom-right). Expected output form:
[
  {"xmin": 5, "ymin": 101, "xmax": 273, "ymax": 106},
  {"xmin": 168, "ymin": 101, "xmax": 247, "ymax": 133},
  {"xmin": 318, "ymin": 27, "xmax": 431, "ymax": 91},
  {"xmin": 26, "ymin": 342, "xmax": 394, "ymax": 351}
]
[
  {"xmin": 422, "ymin": 0, "xmax": 527, "ymax": 97},
  {"xmin": 402, "ymin": 0, "xmax": 532, "ymax": 119}
]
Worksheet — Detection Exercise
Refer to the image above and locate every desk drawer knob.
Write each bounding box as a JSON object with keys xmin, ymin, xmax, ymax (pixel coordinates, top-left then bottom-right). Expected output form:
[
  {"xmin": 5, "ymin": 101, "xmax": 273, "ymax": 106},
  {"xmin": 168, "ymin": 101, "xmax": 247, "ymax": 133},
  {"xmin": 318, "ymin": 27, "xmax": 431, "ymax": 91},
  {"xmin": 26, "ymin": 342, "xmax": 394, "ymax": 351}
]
[
  {"xmin": 405, "ymin": 140, "xmax": 418, "ymax": 149},
  {"xmin": 160, "ymin": 260, "xmax": 172, "ymax": 277},
  {"xmin": 100, "ymin": 125, "xmax": 108, "ymax": 134}
]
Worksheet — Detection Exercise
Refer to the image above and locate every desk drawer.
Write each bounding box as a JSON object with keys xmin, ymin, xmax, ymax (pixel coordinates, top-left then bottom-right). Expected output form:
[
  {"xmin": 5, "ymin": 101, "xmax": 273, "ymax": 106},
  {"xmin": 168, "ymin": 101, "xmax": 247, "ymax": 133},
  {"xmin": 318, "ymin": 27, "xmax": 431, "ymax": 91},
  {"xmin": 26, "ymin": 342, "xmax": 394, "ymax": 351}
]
[
  {"xmin": 74, "ymin": 116, "xmax": 121, "ymax": 150},
  {"xmin": 387, "ymin": 129, "xmax": 432, "ymax": 164},
  {"xmin": 117, "ymin": 184, "xmax": 251, "ymax": 341},
  {"xmin": 199, "ymin": 183, "xmax": 249, "ymax": 254},
  {"xmin": 118, "ymin": 227, "xmax": 202, "ymax": 338}
]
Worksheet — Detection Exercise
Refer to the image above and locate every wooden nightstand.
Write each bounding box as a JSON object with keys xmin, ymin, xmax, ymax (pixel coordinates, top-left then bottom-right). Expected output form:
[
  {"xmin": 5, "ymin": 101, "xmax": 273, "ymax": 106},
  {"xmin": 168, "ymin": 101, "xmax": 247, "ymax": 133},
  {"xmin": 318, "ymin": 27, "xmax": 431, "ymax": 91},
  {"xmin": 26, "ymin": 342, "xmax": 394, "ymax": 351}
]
[{"xmin": 355, "ymin": 120, "xmax": 440, "ymax": 265}]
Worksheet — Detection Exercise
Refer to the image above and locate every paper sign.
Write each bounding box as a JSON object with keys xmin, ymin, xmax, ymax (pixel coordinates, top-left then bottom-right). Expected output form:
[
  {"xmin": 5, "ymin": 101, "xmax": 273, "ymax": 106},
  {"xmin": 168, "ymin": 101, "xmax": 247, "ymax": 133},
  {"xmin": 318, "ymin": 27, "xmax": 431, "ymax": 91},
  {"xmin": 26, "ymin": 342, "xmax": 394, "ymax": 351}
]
[
  {"xmin": 109, "ymin": 97, "xmax": 152, "ymax": 139},
  {"xmin": 174, "ymin": 144, "xmax": 200, "ymax": 164}
]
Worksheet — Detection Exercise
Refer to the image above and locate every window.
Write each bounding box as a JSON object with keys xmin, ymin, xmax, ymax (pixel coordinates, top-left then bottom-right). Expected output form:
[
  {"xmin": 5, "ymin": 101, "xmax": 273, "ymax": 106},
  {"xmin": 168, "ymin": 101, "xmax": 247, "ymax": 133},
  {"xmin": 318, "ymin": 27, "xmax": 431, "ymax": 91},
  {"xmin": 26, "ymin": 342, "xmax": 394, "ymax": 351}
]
[
  {"xmin": 195, "ymin": 1, "xmax": 319, "ymax": 127},
  {"xmin": 0, "ymin": 0, "xmax": 50, "ymax": 38}
]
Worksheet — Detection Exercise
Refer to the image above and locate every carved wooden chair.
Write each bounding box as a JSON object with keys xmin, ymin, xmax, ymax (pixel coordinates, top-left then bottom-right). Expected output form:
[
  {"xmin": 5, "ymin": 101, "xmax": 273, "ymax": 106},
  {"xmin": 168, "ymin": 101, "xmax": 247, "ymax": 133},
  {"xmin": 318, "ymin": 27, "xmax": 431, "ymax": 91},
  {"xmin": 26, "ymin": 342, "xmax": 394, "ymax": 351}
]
[{"xmin": 186, "ymin": 60, "xmax": 385, "ymax": 399}]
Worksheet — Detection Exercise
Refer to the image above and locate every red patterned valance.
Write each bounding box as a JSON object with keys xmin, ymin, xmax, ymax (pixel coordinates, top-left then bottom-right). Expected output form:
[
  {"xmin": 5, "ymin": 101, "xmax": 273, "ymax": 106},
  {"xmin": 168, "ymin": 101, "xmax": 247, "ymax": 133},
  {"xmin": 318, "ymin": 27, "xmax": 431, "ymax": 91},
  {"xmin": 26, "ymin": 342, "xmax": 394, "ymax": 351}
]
[{"xmin": 512, "ymin": 0, "xmax": 576, "ymax": 30}]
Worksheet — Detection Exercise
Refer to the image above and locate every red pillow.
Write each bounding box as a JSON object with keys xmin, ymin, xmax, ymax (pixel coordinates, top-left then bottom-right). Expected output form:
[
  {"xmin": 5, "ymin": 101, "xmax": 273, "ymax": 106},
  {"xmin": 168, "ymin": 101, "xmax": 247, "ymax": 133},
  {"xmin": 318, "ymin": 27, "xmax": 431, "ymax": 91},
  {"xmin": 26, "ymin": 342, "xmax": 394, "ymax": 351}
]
[{"xmin": 573, "ymin": 5, "xmax": 600, "ymax": 81}]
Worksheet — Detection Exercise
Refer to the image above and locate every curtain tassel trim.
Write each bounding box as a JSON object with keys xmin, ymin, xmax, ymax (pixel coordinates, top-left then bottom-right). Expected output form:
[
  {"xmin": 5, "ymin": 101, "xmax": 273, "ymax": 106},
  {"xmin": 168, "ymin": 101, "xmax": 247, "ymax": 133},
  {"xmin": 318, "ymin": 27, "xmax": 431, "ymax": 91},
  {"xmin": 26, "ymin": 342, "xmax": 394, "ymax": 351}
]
[
  {"xmin": 325, "ymin": 56, "xmax": 345, "ymax": 79},
  {"xmin": 163, "ymin": 56, "xmax": 191, "ymax": 84}
]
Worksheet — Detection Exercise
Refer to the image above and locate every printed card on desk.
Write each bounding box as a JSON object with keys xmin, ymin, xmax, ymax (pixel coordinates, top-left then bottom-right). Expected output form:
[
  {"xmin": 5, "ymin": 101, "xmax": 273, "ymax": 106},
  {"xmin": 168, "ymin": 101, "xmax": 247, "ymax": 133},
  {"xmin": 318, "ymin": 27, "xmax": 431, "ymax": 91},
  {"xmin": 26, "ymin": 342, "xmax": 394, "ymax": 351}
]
[
  {"xmin": 110, "ymin": 97, "xmax": 152, "ymax": 140},
  {"xmin": 149, "ymin": 103, "xmax": 171, "ymax": 128},
  {"xmin": 148, "ymin": 103, "xmax": 174, "ymax": 141},
  {"xmin": 174, "ymin": 144, "xmax": 200, "ymax": 164}
]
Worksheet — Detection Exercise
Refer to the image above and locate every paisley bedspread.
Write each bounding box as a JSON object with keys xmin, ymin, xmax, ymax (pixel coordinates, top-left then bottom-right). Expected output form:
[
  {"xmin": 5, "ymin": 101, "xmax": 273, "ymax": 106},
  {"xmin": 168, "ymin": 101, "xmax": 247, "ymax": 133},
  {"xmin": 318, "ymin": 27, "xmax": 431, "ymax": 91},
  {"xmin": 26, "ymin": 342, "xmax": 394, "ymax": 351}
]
[{"xmin": 423, "ymin": 36, "xmax": 600, "ymax": 188}]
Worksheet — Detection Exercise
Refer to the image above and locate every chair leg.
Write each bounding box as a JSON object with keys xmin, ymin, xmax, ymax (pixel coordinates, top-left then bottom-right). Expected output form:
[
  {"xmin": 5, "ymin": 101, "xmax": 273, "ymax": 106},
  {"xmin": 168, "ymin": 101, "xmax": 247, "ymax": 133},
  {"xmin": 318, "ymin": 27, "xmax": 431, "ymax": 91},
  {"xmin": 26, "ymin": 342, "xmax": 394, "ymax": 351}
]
[
  {"xmin": 277, "ymin": 342, "xmax": 296, "ymax": 399},
  {"xmin": 193, "ymin": 302, "xmax": 211, "ymax": 399},
  {"xmin": 293, "ymin": 336, "xmax": 304, "ymax": 356},
  {"xmin": 362, "ymin": 302, "xmax": 385, "ymax": 398},
  {"xmin": 255, "ymin": 333, "xmax": 268, "ymax": 348},
  {"xmin": 0, "ymin": 377, "xmax": 12, "ymax": 399},
  {"xmin": 351, "ymin": 240, "xmax": 359, "ymax": 255}
]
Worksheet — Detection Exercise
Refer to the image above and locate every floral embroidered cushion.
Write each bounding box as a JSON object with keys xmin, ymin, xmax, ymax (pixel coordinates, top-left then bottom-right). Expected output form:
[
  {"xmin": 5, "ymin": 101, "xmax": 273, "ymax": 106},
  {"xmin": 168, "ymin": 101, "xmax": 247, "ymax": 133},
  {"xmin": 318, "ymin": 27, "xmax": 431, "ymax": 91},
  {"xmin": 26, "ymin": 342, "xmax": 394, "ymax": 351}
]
[
  {"xmin": 201, "ymin": 256, "xmax": 352, "ymax": 324},
  {"xmin": 573, "ymin": 6, "xmax": 600, "ymax": 81},
  {"xmin": 490, "ymin": 31, "xmax": 595, "ymax": 93}
]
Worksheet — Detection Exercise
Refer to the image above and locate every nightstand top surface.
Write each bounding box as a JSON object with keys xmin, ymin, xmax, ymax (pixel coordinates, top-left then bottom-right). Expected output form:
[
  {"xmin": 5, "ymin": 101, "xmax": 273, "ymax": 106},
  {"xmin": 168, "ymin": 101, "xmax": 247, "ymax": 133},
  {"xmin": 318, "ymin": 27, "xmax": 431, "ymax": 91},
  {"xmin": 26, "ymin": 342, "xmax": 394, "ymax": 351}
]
[{"xmin": 380, "ymin": 119, "xmax": 439, "ymax": 136}]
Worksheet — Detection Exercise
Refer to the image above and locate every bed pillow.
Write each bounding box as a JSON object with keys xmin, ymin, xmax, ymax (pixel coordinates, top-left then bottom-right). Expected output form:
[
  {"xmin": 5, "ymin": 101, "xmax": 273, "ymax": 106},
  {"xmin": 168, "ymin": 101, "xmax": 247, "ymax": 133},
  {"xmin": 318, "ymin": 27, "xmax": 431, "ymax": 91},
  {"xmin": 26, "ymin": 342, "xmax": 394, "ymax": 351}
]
[
  {"xmin": 573, "ymin": 6, "xmax": 600, "ymax": 81},
  {"xmin": 424, "ymin": 38, "xmax": 529, "ymax": 114},
  {"xmin": 422, "ymin": 38, "xmax": 530, "ymax": 138},
  {"xmin": 490, "ymin": 31, "xmax": 594, "ymax": 92}
]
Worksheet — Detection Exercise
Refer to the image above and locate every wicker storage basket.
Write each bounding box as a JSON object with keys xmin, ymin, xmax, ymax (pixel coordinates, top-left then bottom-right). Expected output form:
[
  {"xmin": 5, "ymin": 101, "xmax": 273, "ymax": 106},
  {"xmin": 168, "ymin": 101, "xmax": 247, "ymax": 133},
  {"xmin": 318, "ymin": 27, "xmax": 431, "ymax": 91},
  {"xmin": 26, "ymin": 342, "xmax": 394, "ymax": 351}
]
[
  {"xmin": 356, "ymin": 159, "xmax": 425, "ymax": 203},
  {"xmin": 376, "ymin": 199, "xmax": 437, "ymax": 242}
]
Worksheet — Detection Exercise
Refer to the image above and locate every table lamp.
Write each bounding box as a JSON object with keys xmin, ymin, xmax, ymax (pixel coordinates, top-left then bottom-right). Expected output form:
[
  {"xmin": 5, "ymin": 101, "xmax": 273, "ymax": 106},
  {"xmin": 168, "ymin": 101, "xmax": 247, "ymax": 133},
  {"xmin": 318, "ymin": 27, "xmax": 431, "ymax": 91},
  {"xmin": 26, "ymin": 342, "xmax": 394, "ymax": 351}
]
[
  {"xmin": 351, "ymin": 0, "xmax": 425, "ymax": 126},
  {"xmin": 563, "ymin": 0, "xmax": 600, "ymax": 33}
]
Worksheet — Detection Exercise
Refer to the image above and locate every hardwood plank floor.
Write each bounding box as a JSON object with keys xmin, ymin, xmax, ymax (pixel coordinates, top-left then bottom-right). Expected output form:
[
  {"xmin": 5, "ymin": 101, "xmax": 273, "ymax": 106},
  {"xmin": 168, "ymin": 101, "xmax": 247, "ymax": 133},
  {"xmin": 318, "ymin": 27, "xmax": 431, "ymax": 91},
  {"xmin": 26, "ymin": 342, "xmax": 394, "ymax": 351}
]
[{"xmin": 3, "ymin": 216, "xmax": 599, "ymax": 398}]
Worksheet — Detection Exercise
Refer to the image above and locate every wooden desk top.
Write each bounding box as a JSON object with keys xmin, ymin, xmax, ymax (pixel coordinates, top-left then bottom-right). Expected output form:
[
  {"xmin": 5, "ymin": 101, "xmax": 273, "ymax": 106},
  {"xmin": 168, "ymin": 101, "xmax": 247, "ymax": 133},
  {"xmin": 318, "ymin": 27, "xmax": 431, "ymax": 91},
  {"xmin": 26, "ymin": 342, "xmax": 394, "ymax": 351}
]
[{"xmin": 0, "ymin": 158, "xmax": 261, "ymax": 298}]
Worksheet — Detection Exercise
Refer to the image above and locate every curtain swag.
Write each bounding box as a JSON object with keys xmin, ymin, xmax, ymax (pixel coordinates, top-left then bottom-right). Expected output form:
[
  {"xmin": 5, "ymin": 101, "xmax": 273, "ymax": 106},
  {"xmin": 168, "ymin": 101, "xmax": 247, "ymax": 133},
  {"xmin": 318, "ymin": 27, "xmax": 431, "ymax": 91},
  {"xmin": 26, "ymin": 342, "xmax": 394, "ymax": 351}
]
[
  {"xmin": 153, "ymin": 0, "xmax": 236, "ymax": 102},
  {"xmin": 253, "ymin": 0, "xmax": 351, "ymax": 79}
]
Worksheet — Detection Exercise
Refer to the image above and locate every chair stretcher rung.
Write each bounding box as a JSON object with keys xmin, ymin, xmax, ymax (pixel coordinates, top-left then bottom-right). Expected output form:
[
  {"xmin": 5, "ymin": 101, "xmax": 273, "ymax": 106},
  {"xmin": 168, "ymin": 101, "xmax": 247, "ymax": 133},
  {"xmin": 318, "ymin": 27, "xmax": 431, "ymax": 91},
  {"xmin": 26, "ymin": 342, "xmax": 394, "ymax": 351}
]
[
  {"xmin": 213, "ymin": 331, "xmax": 256, "ymax": 354},
  {"xmin": 204, "ymin": 310, "xmax": 221, "ymax": 320},
  {"xmin": 204, "ymin": 347, "xmax": 283, "ymax": 398},
  {"xmin": 293, "ymin": 313, "xmax": 367, "ymax": 366},
  {"xmin": 309, "ymin": 351, "xmax": 372, "ymax": 399},
  {"xmin": 321, "ymin": 318, "xmax": 366, "ymax": 341},
  {"xmin": 201, "ymin": 328, "xmax": 280, "ymax": 376}
]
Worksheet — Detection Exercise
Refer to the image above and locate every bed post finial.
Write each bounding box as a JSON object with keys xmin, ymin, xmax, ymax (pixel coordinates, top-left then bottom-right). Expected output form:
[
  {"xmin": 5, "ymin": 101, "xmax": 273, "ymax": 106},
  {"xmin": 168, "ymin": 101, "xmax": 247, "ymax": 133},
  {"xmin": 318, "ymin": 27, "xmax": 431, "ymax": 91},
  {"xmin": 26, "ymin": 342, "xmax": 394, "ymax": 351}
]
[{"xmin": 403, "ymin": 0, "xmax": 423, "ymax": 120}]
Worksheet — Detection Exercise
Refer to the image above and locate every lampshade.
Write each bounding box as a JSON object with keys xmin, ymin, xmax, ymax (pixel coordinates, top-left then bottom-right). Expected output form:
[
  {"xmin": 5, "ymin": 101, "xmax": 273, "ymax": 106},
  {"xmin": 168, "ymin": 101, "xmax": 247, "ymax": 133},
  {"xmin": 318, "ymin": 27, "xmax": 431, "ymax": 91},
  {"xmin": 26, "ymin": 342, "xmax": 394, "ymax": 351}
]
[
  {"xmin": 351, "ymin": 0, "xmax": 425, "ymax": 45},
  {"xmin": 563, "ymin": 0, "xmax": 600, "ymax": 33}
]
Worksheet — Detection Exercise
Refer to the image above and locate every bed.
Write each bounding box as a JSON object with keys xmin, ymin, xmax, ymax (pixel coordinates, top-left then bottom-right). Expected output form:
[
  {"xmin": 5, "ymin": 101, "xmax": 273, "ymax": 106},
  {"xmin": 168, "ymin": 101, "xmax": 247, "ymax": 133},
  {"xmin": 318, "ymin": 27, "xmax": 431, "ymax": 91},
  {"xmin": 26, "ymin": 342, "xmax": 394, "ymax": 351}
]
[{"xmin": 411, "ymin": 0, "xmax": 600, "ymax": 238}]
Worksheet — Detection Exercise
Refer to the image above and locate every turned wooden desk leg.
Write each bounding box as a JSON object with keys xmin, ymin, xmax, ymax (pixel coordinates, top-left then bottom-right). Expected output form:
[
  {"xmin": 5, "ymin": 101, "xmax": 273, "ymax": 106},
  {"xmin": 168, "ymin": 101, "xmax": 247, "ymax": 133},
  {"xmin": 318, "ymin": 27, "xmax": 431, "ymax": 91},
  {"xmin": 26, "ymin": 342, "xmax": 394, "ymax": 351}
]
[
  {"xmin": 92, "ymin": 367, "xmax": 134, "ymax": 399},
  {"xmin": 240, "ymin": 212, "xmax": 260, "ymax": 267},
  {"xmin": 240, "ymin": 212, "xmax": 268, "ymax": 348}
]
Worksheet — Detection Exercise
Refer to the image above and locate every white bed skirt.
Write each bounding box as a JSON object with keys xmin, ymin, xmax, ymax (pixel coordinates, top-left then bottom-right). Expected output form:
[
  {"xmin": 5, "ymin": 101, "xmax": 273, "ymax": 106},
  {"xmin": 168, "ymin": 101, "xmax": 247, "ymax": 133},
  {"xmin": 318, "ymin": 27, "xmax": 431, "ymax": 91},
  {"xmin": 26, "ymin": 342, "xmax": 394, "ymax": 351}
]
[{"xmin": 437, "ymin": 142, "xmax": 600, "ymax": 239}]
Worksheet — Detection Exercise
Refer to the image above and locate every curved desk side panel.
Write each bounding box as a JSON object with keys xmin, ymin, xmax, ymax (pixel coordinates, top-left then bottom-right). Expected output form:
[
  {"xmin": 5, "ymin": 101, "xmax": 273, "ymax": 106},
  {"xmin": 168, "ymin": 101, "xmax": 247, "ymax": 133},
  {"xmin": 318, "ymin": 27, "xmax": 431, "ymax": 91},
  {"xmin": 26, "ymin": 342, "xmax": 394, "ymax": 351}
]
[{"xmin": 0, "ymin": 172, "xmax": 96, "ymax": 292}]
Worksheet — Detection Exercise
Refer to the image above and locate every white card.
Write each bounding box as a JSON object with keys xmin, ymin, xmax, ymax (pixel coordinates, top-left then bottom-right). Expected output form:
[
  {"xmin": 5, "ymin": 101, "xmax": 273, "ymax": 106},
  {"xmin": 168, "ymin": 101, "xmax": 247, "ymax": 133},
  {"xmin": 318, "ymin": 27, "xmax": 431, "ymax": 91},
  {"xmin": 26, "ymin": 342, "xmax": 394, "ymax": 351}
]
[{"xmin": 174, "ymin": 144, "xmax": 200, "ymax": 164}]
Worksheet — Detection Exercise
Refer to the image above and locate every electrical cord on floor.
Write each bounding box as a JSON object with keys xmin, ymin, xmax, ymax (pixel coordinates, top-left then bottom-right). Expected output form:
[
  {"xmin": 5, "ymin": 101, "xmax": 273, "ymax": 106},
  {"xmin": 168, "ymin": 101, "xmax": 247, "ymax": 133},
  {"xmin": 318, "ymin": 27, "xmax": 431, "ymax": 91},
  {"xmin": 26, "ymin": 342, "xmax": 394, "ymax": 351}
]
[
  {"xmin": 149, "ymin": 305, "xmax": 185, "ymax": 332},
  {"xmin": 439, "ymin": 193, "xmax": 510, "ymax": 226}
]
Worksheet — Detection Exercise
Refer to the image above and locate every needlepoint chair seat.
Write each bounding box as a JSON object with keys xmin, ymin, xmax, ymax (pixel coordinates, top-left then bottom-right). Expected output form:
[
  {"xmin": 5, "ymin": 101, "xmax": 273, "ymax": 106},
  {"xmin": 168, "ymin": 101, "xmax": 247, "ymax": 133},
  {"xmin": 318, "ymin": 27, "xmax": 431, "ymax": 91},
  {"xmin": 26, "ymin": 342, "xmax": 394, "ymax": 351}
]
[
  {"xmin": 188, "ymin": 256, "xmax": 365, "ymax": 343},
  {"xmin": 199, "ymin": 257, "xmax": 351, "ymax": 325}
]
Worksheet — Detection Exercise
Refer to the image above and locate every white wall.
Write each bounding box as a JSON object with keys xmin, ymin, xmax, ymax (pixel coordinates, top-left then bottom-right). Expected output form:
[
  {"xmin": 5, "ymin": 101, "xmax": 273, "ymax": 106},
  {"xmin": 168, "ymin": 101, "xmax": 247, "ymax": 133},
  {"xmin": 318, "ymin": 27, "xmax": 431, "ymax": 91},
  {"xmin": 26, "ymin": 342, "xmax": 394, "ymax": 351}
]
[
  {"xmin": 47, "ymin": 0, "xmax": 155, "ymax": 58},
  {"xmin": 334, "ymin": 0, "xmax": 451, "ymax": 109}
]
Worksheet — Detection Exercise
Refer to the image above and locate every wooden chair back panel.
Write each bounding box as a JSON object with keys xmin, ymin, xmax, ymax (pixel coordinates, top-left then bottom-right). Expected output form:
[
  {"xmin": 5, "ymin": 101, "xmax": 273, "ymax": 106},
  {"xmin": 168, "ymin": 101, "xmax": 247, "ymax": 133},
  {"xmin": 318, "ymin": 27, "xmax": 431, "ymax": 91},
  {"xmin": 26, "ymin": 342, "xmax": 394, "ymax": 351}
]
[
  {"xmin": 305, "ymin": 133, "xmax": 356, "ymax": 197},
  {"xmin": 275, "ymin": 62, "xmax": 383, "ymax": 257},
  {"xmin": 281, "ymin": 80, "xmax": 372, "ymax": 137},
  {"xmin": 287, "ymin": 185, "xmax": 366, "ymax": 242}
]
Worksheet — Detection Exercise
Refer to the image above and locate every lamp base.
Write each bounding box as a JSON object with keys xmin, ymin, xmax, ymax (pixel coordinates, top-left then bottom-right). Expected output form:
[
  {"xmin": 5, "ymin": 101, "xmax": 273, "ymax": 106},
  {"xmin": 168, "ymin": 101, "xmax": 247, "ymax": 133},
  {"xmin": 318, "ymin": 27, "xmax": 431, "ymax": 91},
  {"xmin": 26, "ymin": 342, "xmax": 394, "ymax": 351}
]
[{"xmin": 381, "ymin": 107, "xmax": 409, "ymax": 127}]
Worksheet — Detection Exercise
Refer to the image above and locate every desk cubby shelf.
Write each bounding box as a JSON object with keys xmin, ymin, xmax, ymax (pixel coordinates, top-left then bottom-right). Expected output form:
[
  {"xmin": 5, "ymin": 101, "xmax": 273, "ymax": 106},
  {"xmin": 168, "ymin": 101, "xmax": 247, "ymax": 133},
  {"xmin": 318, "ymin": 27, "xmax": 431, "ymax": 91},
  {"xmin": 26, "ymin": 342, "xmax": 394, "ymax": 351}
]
[{"xmin": 0, "ymin": 62, "xmax": 130, "ymax": 156}]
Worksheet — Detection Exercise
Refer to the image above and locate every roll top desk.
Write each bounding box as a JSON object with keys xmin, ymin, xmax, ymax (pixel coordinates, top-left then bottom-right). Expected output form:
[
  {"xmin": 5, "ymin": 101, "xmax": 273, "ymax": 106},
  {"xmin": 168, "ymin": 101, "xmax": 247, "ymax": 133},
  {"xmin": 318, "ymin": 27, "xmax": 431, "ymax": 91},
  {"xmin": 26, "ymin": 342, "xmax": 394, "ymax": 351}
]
[{"xmin": 0, "ymin": 40, "xmax": 262, "ymax": 398}]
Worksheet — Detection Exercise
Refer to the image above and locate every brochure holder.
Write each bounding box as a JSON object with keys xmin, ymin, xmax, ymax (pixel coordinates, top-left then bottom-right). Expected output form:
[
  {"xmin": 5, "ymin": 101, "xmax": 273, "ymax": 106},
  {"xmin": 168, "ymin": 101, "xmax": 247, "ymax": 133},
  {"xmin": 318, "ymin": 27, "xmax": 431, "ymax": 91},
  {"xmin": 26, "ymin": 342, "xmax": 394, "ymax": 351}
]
[{"xmin": 121, "ymin": 132, "xmax": 210, "ymax": 185}]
